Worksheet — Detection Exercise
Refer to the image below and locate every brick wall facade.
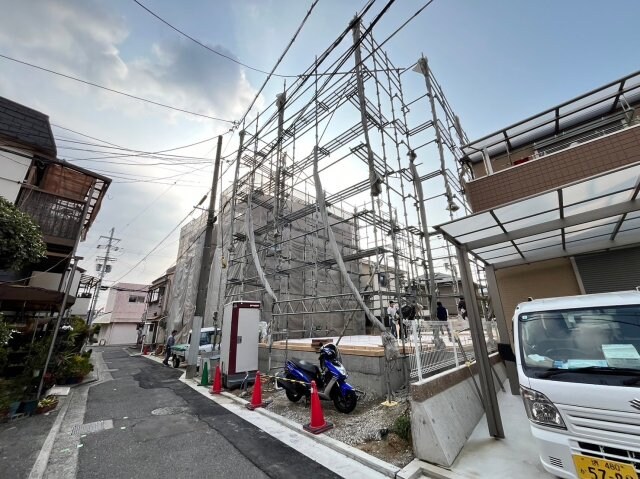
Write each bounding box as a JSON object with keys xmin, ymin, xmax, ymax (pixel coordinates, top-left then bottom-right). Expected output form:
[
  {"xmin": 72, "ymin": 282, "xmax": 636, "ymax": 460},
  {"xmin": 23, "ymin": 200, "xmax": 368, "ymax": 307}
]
[{"xmin": 465, "ymin": 124, "xmax": 640, "ymax": 212}]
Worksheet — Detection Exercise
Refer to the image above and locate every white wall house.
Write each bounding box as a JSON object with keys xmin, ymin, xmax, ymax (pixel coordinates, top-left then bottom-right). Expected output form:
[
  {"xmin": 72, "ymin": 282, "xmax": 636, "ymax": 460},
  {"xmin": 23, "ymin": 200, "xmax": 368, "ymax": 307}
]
[{"xmin": 94, "ymin": 282, "xmax": 148, "ymax": 345}]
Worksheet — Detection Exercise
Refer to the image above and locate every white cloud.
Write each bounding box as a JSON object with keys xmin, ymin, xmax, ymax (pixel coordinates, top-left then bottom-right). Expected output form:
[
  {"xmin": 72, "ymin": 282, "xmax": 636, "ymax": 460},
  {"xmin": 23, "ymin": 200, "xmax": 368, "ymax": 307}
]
[{"xmin": 0, "ymin": 0, "xmax": 264, "ymax": 291}]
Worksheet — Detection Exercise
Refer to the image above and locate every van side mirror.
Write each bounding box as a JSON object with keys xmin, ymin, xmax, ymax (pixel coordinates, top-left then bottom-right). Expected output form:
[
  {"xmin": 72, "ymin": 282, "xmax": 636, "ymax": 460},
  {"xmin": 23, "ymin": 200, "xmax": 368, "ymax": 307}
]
[{"xmin": 498, "ymin": 343, "xmax": 516, "ymax": 362}]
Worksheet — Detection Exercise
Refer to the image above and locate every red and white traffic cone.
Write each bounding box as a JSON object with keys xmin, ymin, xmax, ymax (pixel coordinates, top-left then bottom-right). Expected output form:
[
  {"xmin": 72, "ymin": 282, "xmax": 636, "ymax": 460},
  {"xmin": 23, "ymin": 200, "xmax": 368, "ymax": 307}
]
[
  {"xmin": 303, "ymin": 380, "xmax": 333, "ymax": 434},
  {"xmin": 210, "ymin": 365, "xmax": 222, "ymax": 395},
  {"xmin": 246, "ymin": 371, "xmax": 268, "ymax": 410}
]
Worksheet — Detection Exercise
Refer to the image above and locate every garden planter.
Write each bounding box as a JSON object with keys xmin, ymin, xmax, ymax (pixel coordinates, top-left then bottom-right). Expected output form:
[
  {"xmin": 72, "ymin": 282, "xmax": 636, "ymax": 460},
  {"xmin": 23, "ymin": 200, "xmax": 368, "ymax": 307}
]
[
  {"xmin": 36, "ymin": 403, "xmax": 58, "ymax": 414},
  {"xmin": 21, "ymin": 400, "xmax": 38, "ymax": 416},
  {"xmin": 9, "ymin": 401, "xmax": 20, "ymax": 417}
]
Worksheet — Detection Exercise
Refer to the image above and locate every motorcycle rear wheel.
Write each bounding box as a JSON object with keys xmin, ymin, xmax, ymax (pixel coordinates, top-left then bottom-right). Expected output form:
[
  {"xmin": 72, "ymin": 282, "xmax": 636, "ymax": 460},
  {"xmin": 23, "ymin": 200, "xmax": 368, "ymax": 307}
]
[{"xmin": 332, "ymin": 389, "xmax": 357, "ymax": 413}]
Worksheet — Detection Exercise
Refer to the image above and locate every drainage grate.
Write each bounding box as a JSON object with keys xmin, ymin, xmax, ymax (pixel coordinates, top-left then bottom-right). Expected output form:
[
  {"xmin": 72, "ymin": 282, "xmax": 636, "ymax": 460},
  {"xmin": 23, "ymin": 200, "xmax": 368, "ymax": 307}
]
[{"xmin": 71, "ymin": 419, "xmax": 113, "ymax": 436}]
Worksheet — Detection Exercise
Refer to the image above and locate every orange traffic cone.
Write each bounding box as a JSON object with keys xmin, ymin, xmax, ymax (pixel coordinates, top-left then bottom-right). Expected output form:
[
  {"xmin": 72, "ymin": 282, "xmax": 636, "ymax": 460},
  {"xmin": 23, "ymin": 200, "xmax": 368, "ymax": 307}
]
[
  {"xmin": 303, "ymin": 380, "xmax": 333, "ymax": 434},
  {"xmin": 210, "ymin": 365, "xmax": 222, "ymax": 395},
  {"xmin": 246, "ymin": 371, "xmax": 268, "ymax": 410}
]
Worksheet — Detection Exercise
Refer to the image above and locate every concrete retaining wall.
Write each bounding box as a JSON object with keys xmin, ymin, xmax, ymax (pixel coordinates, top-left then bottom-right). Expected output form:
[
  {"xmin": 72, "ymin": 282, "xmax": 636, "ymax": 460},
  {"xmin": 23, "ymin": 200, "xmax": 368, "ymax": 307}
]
[
  {"xmin": 410, "ymin": 354, "xmax": 506, "ymax": 467},
  {"xmin": 258, "ymin": 345, "xmax": 406, "ymax": 397}
]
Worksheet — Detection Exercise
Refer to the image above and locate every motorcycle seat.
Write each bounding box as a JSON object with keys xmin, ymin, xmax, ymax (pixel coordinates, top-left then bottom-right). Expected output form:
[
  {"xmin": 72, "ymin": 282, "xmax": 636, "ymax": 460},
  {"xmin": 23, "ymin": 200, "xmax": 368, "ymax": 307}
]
[{"xmin": 292, "ymin": 359, "xmax": 320, "ymax": 377}]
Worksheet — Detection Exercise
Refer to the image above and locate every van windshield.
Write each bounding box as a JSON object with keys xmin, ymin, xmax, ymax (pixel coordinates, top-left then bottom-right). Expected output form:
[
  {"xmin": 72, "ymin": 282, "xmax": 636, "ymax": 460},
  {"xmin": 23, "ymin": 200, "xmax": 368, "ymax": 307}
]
[{"xmin": 519, "ymin": 305, "xmax": 640, "ymax": 379}]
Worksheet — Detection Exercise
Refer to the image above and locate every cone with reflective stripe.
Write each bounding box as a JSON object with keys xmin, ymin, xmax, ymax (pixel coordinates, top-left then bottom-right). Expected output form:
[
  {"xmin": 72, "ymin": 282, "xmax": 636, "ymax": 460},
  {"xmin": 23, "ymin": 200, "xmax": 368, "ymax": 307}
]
[
  {"xmin": 246, "ymin": 371, "xmax": 268, "ymax": 410},
  {"xmin": 210, "ymin": 365, "xmax": 222, "ymax": 394},
  {"xmin": 200, "ymin": 361, "xmax": 209, "ymax": 386},
  {"xmin": 303, "ymin": 380, "xmax": 333, "ymax": 434}
]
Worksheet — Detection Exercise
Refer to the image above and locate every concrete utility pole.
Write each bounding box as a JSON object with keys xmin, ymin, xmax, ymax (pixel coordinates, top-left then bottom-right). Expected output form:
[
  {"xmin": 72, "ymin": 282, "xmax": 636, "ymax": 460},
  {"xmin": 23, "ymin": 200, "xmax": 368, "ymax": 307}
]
[
  {"xmin": 87, "ymin": 227, "xmax": 120, "ymax": 325},
  {"xmin": 186, "ymin": 136, "xmax": 223, "ymax": 379}
]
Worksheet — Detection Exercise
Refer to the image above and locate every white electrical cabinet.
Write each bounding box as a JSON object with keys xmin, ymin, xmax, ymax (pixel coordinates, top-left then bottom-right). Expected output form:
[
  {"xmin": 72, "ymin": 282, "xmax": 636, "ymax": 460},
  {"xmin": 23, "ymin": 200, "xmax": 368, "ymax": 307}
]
[{"xmin": 220, "ymin": 301, "xmax": 261, "ymax": 388}]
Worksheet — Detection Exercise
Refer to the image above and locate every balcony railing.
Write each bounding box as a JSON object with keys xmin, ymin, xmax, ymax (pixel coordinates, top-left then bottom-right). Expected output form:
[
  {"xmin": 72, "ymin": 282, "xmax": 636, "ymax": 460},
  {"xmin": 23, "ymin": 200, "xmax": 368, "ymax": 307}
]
[{"xmin": 17, "ymin": 187, "xmax": 84, "ymax": 243}]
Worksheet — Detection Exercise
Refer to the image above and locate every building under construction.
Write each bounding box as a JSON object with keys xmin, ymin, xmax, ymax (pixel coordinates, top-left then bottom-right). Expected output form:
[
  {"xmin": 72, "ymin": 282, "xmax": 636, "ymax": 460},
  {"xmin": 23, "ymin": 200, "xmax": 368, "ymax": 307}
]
[{"xmin": 192, "ymin": 19, "xmax": 486, "ymax": 348}]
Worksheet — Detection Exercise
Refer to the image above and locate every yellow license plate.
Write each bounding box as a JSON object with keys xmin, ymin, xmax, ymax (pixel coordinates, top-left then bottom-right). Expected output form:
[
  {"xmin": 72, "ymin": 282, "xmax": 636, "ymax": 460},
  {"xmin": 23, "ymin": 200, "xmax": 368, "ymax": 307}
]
[{"xmin": 573, "ymin": 454, "xmax": 638, "ymax": 479}]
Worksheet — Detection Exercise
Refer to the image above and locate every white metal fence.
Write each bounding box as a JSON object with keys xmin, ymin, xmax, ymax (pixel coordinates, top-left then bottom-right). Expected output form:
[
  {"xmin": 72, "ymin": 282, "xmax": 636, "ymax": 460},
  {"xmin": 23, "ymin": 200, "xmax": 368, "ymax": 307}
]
[{"xmin": 407, "ymin": 319, "xmax": 499, "ymax": 382}]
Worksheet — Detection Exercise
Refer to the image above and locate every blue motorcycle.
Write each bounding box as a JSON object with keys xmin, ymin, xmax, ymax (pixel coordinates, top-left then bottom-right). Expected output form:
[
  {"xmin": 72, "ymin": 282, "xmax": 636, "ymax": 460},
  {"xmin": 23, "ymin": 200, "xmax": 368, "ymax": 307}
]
[{"xmin": 277, "ymin": 343, "xmax": 358, "ymax": 413}]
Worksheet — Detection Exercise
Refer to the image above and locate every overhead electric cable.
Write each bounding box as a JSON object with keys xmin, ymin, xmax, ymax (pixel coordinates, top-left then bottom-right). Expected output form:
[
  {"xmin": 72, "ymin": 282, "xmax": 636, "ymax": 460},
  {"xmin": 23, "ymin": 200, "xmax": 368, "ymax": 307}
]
[
  {"xmin": 133, "ymin": 0, "xmax": 297, "ymax": 79},
  {"xmin": 236, "ymin": 0, "xmax": 320, "ymax": 125},
  {"xmin": 0, "ymin": 53, "xmax": 235, "ymax": 123}
]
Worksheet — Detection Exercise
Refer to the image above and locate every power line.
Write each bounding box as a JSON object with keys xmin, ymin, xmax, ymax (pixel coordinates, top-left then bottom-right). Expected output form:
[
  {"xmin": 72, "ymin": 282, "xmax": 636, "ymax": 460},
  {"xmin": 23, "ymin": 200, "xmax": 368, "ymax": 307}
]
[
  {"xmin": 0, "ymin": 53, "xmax": 236, "ymax": 123},
  {"xmin": 132, "ymin": 0, "xmax": 298, "ymax": 79},
  {"xmin": 234, "ymin": 0, "xmax": 320, "ymax": 126},
  {"xmin": 110, "ymin": 197, "xmax": 207, "ymax": 283},
  {"xmin": 52, "ymin": 123, "xmax": 229, "ymax": 162}
]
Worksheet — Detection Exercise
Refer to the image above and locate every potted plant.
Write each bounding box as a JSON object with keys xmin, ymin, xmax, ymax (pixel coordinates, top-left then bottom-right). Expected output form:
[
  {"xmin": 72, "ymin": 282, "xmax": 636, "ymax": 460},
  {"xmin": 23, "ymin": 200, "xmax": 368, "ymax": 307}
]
[
  {"xmin": 36, "ymin": 396, "xmax": 58, "ymax": 414},
  {"xmin": 55, "ymin": 354, "xmax": 93, "ymax": 384}
]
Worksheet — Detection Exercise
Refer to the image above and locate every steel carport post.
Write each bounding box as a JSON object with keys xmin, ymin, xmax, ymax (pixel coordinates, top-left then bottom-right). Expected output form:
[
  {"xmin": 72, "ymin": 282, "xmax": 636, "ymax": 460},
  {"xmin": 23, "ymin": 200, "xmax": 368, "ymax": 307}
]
[{"xmin": 456, "ymin": 243, "xmax": 505, "ymax": 439}]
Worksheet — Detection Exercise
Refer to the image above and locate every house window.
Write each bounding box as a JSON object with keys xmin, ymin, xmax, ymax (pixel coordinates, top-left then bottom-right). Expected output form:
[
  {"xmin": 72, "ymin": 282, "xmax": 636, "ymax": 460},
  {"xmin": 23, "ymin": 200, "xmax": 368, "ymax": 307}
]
[{"xmin": 128, "ymin": 295, "xmax": 145, "ymax": 303}]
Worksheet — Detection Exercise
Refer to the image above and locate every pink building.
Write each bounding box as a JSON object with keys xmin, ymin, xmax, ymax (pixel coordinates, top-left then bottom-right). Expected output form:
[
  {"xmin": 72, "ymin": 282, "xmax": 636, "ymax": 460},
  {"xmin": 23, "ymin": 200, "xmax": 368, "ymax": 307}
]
[{"xmin": 94, "ymin": 282, "xmax": 148, "ymax": 345}]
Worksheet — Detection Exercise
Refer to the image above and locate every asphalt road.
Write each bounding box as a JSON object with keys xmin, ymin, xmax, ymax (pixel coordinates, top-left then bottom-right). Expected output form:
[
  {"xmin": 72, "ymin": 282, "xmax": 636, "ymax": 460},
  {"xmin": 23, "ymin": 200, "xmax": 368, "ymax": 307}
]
[
  {"xmin": 77, "ymin": 348, "xmax": 340, "ymax": 479},
  {"xmin": 0, "ymin": 401, "xmax": 61, "ymax": 478}
]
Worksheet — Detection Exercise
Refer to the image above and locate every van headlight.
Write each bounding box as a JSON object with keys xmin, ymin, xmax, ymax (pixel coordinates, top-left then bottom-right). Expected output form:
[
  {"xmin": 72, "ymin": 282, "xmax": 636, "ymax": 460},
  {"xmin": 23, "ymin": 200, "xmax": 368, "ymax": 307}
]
[{"xmin": 520, "ymin": 386, "xmax": 566, "ymax": 429}]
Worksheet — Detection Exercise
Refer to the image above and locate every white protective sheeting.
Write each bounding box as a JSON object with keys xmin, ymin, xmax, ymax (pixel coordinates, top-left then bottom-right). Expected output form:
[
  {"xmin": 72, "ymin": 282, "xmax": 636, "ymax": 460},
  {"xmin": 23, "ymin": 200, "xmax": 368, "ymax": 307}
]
[{"xmin": 166, "ymin": 216, "xmax": 205, "ymax": 343}]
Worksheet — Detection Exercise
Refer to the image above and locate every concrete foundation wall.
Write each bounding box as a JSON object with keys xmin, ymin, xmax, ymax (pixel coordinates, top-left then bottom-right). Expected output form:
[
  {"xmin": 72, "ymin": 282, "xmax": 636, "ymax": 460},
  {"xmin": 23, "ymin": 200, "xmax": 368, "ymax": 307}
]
[
  {"xmin": 410, "ymin": 355, "xmax": 506, "ymax": 467},
  {"xmin": 258, "ymin": 345, "xmax": 405, "ymax": 397}
]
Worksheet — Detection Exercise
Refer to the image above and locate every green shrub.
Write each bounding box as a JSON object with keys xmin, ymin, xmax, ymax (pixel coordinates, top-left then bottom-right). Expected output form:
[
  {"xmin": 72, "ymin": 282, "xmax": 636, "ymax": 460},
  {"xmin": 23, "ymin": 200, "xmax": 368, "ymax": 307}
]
[
  {"xmin": 0, "ymin": 196, "xmax": 46, "ymax": 271},
  {"xmin": 393, "ymin": 413, "xmax": 412, "ymax": 442}
]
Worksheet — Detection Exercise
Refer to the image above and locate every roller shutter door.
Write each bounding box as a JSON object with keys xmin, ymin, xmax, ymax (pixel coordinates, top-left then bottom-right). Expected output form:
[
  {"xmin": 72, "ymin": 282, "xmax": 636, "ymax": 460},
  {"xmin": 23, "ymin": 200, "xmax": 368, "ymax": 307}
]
[{"xmin": 574, "ymin": 247, "xmax": 640, "ymax": 293}]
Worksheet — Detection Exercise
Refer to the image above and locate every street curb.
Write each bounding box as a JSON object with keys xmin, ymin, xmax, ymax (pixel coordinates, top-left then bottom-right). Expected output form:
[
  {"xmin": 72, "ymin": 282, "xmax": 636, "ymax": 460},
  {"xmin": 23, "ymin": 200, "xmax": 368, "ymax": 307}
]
[
  {"xmin": 397, "ymin": 459, "xmax": 462, "ymax": 479},
  {"xmin": 216, "ymin": 391, "xmax": 400, "ymax": 478}
]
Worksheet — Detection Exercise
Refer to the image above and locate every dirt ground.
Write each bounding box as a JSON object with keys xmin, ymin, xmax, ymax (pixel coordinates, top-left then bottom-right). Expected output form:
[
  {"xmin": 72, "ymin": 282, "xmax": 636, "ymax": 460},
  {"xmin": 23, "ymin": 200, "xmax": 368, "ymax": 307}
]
[{"xmin": 231, "ymin": 380, "xmax": 414, "ymax": 468}]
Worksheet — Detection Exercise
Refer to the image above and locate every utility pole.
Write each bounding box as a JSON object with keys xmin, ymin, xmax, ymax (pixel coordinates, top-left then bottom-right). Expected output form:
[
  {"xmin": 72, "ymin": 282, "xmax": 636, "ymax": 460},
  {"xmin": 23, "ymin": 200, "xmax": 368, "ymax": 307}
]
[
  {"xmin": 87, "ymin": 228, "xmax": 120, "ymax": 325},
  {"xmin": 186, "ymin": 136, "xmax": 223, "ymax": 379}
]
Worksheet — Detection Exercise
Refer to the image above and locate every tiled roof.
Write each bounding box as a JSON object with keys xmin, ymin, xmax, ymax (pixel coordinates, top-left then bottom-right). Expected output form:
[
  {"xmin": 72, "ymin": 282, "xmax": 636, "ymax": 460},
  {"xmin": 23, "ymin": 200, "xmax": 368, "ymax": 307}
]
[{"xmin": 0, "ymin": 96, "xmax": 56, "ymax": 157}]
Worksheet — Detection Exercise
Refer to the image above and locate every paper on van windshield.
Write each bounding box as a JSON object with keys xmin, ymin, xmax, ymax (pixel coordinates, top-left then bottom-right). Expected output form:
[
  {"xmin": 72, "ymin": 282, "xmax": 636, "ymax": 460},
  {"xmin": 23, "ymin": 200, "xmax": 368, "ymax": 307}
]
[{"xmin": 602, "ymin": 344, "xmax": 640, "ymax": 369}]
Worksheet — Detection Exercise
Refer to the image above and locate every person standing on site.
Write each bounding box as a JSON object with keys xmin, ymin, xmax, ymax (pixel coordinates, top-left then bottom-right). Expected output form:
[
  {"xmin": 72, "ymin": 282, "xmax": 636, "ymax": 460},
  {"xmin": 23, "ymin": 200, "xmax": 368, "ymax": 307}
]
[
  {"xmin": 436, "ymin": 301, "xmax": 453, "ymax": 341},
  {"xmin": 386, "ymin": 301, "xmax": 399, "ymax": 338},
  {"xmin": 458, "ymin": 297, "xmax": 468, "ymax": 320},
  {"xmin": 163, "ymin": 330, "xmax": 177, "ymax": 367}
]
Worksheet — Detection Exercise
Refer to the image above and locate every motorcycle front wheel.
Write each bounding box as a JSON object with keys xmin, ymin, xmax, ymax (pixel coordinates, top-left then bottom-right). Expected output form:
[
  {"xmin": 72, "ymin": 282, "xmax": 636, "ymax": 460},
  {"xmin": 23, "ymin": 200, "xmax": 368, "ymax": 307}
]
[
  {"xmin": 285, "ymin": 388, "xmax": 303, "ymax": 402},
  {"xmin": 332, "ymin": 389, "xmax": 357, "ymax": 413}
]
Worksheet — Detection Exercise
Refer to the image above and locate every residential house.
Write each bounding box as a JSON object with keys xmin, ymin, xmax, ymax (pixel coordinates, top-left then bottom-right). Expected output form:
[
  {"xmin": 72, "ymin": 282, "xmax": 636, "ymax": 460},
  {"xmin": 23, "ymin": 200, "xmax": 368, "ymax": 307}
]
[
  {"xmin": 94, "ymin": 283, "xmax": 148, "ymax": 345},
  {"xmin": 0, "ymin": 96, "xmax": 110, "ymax": 332},
  {"xmin": 142, "ymin": 266, "xmax": 175, "ymax": 347},
  {"xmin": 437, "ymin": 70, "xmax": 640, "ymax": 339}
]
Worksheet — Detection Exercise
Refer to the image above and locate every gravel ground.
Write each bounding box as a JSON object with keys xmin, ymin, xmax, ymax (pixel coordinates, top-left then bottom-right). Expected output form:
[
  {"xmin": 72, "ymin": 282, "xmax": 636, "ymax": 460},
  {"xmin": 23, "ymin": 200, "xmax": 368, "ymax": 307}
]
[{"xmin": 232, "ymin": 382, "xmax": 415, "ymax": 467}]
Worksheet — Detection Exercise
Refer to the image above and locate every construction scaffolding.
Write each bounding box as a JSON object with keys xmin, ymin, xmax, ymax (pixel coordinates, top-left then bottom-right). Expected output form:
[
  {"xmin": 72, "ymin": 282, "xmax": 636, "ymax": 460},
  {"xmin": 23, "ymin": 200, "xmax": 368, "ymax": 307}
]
[{"xmin": 202, "ymin": 17, "xmax": 488, "ymax": 383}]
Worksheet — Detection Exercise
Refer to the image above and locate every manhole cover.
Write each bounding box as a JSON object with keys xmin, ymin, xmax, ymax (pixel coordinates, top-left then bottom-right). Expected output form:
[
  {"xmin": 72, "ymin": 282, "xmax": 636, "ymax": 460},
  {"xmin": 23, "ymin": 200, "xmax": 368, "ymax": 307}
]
[
  {"xmin": 71, "ymin": 420, "xmax": 113, "ymax": 436},
  {"xmin": 151, "ymin": 407, "xmax": 190, "ymax": 416}
]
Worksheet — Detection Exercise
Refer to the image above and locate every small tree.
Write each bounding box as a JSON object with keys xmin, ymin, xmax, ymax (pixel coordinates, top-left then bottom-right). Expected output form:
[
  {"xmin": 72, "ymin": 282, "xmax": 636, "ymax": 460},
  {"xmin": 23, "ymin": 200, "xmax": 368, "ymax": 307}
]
[{"xmin": 0, "ymin": 196, "xmax": 47, "ymax": 271}]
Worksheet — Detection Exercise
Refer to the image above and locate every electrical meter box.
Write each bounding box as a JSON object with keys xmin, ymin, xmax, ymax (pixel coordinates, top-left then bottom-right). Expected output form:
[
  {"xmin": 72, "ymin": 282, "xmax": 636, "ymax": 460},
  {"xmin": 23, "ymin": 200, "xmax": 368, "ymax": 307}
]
[{"xmin": 220, "ymin": 301, "xmax": 261, "ymax": 388}]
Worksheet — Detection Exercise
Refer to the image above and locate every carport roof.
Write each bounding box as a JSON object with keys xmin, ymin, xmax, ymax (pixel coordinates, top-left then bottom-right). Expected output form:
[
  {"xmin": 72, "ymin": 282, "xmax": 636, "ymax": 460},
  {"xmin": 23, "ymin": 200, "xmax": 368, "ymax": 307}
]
[{"xmin": 435, "ymin": 162, "xmax": 640, "ymax": 269}]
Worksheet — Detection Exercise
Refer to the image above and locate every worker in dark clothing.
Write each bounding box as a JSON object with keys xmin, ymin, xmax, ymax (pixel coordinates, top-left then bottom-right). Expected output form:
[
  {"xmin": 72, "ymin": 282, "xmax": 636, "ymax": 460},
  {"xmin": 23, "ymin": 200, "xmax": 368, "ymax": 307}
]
[
  {"xmin": 436, "ymin": 301, "xmax": 452, "ymax": 341},
  {"xmin": 458, "ymin": 297, "xmax": 468, "ymax": 320},
  {"xmin": 163, "ymin": 330, "xmax": 177, "ymax": 367}
]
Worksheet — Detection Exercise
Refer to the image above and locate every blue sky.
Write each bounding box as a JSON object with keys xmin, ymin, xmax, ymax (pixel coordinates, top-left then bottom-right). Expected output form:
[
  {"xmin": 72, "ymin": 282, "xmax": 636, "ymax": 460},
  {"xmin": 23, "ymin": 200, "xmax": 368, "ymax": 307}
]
[{"xmin": 0, "ymin": 0, "xmax": 638, "ymax": 289}]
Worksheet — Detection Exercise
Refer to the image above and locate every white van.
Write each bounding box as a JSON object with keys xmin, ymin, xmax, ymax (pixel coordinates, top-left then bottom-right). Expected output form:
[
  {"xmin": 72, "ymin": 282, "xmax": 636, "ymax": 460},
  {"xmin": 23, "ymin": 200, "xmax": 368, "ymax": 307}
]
[
  {"xmin": 170, "ymin": 327, "xmax": 220, "ymax": 367},
  {"xmin": 511, "ymin": 291, "xmax": 640, "ymax": 479}
]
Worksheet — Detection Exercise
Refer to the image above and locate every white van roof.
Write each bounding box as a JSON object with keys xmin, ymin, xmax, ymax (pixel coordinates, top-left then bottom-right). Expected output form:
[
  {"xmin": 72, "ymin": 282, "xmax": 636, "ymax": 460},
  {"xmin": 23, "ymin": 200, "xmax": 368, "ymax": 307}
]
[
  {"xmin": 188, "ymin": 327, "xmax": 219, "ymax": 333},
  {"xmin": 515, "ymin": 290, "xmax": 640, "ymax": 314}
]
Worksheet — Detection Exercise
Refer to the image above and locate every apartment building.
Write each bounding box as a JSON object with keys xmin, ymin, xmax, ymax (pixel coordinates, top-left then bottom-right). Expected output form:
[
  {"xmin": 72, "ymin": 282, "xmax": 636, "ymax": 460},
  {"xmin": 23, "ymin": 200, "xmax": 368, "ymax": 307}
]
[{"xmin": 435, "ymin": 70, "xmax": 640, "ymax": 339}]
